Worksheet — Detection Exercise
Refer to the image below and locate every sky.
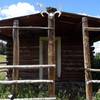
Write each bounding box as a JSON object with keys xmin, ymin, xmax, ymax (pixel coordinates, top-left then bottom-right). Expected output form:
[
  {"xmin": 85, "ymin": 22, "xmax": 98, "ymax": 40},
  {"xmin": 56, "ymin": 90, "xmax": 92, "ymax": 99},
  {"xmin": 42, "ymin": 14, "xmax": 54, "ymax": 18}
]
[
  {"xmin": 0, "ymin": 0, "xmax": 100, "ymax": 53},
  {"xmin": 0, "ymin": 0, "xmax": 100, "ymax": 19}
]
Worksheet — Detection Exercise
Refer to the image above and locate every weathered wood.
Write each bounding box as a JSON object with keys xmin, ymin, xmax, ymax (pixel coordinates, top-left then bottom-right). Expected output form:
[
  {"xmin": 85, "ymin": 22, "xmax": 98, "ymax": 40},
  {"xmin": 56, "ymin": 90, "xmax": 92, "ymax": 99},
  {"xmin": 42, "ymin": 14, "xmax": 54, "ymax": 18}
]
[
  {"xmin": 0, "ymin": 80, "xmax": 54, "ymax": 84},
  {"xmin": 86, "ymin": 68, "xmax": 100, "ymax": 72},
  {"xmin": 0, "ymin": 61, "xmax": 7, "ymax": 64},
  {"xmin": 87, "ymin": 80, "xmax": 100, "ymax": 84},
  {"xmin": 0, "ymin": 26, "xmax": 53, "ymax": 30},
  {"xmin": 0, "ymin": 69, "xmax": 8, "ymax": 72},
  {"xmin": 6, "ymin": 19, "xmax": 85, "ymax": 82},
  {"xmin": 84, "ymin": 27, "xmax": 100, "ymax": 32},
  {"xmin": 0, "ymin": 65, "xmax": 55, "ymax": 69},
  {"xmin": 48, "ymin": 15, "xmax": 55, "ymax": 96},
  {"xmin": 1, "ymin": 97, "xmax": 56, "ymax": 100},
  {"xmin": 64, "ymin": 67, "xmax": 84, "ymax": 71},
  {"xmin": 12, "ymin": 20, "xmax": 19, "ymax": 93},
  {"xmin": 82, "ymin": 17, "xmax": 93, "ymax": 100},
  {"xmin": 7, "ymin": 36, "xmax": 85, "ymax": 81}
]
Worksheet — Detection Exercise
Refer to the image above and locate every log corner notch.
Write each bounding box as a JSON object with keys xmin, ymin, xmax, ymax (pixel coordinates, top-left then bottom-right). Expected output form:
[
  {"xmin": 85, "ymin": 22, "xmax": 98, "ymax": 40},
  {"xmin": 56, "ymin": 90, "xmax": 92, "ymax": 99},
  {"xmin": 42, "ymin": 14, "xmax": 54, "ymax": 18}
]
[
  {"xmin": 12, "ymin": 20, "xmax": 19, "ymax": 94},
  {"xmin": 82, "ymin": 17, "xmax": 93, "ymax": 100}
]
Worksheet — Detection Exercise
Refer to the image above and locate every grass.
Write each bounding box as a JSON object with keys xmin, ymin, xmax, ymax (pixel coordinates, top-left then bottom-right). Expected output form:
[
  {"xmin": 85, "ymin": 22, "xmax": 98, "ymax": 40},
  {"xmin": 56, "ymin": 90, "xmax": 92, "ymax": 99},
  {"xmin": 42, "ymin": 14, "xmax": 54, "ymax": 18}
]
[
  {"xmin": 0, "ymin": 54, "xmax": 7, "ymax": 80},
  {"xmin": 0, "ymin": 54, "xmax": 6, "ymax": 62}
]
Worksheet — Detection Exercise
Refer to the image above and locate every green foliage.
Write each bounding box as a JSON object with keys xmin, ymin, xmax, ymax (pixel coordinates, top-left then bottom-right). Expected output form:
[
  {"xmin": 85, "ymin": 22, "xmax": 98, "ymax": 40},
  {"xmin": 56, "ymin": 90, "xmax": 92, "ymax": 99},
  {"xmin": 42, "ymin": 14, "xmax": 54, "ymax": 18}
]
[
  {"xmin": 0, "ymin": 83, "xmax": 86, "ymax": 99},
  {"xmin": 0, "ymin": 55, "xmax": 6, "ymax": 62},
  {"xmin": 93, "ymin": 53, "xmax": 100, "ymax": 67},
  {"xmin": 0, "ymin": 43, "xmax": 6, "ymax": 55},
  {"xmin": 96, "ymin": 93, "xmax": 100, "ymax": 100},
  {"xmin": 93, "ymin": 53, "xmax": 100, "ymax": 80},
  {"xmin": 94, "ymin": 92, "xmax": 100, "ymax": 100},
  {"xmin": 0, "ymin": 72, "xmax": 6, "ymax": 80},
  {"xmin": 0, "ymin": 85, "xmax": 11, "ymax": 98}
]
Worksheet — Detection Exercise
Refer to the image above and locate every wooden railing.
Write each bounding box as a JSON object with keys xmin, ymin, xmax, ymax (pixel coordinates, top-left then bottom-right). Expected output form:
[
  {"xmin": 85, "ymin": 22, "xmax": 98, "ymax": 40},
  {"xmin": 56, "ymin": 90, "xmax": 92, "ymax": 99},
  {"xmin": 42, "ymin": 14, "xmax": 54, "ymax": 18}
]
[
  {"xmin": 0, "ymin": 64, "xmax": 56, "ymax": 100},
  {"xmin": 0, "ymin": 61, "xmax": 7, "ymax": 65},
  {"xmin": 0, "ymin": 97, "xmax": 56, "ymax": 100},
  {"xmin": 0, "ymin": 9, "xmax": 59, "ymax": 100},
  {"xmin": 82, "ymin": 17, "xmax": 100, "ymax": 100}
]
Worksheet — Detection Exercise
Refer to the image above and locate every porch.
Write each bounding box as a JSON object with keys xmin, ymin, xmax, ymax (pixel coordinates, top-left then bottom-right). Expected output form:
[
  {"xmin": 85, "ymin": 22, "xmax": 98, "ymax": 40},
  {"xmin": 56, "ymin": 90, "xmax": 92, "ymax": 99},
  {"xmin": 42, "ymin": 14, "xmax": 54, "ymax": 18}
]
[{"xmin": 0, "ymin": 8, "xmax": 100, "ymax": 99}]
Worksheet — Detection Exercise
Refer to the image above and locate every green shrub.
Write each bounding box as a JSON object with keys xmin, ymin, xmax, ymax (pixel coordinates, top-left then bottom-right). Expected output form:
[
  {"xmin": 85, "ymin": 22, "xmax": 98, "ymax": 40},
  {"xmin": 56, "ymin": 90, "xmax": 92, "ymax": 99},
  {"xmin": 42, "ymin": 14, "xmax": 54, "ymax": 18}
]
[{"xmin": 0, "ymin": 83, "xmax": 86, "ymax": 99}]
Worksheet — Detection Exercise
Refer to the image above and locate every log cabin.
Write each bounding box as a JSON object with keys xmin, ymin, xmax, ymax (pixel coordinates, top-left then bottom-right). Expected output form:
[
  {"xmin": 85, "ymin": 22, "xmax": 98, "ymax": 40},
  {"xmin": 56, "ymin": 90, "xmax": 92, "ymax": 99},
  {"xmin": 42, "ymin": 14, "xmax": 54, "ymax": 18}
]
[{"xmin": 0, "ymin": 8, "xmax": 100, "ymax": 95}]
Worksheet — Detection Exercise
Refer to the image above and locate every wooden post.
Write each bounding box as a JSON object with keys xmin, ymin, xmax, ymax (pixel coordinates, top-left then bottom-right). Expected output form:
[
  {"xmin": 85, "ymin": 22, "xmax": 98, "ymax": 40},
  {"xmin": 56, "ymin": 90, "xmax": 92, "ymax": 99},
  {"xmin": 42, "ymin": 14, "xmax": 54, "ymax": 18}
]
[
  {"xmin": 12, "ymin": 20, "xmax": 19, "ymax": 94},
  {"xmin": 48, "ymin": 15, "xmax": 55, "ymax": 96},
  {"xmin": 82, "ymin": 17, "xmax": 93, "ymax": 100}
]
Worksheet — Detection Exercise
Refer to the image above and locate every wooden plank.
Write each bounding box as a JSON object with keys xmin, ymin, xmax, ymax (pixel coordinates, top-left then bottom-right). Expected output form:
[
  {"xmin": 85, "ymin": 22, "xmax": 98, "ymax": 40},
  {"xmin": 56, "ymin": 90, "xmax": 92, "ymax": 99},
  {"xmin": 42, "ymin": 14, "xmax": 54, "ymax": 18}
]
[
  {"xmin": 86, "ymin": 68, "xmax": 100, "ymax": 72},
  {"xmin": 48, "ymin": 14, "xmax": 55, "ymax": 96},
  {"xmin": 1, "ymin": 97, "xmax": 56, "ymax": 100},
  {"xmin": 84, "ymin": 27, "xmax": 100, "ymax": 32},
  {"xmin": 12, "ymin": 20, "xmax": 19, "ymax": 94},
  {"xmin": 87, "ymin": 80, "xmax": 100, "ymax": 84},
  {"xmin": 82, "ymin": 17, "xmax": 93, "ymax": 100},
  {"xmin": 64, "ymin": 67, "xmax": 84, "ymax": 71},
  {"xmin": 0, "ymin": 61, "xmax": 7, "ymax": 64},
  {"xmin": 0, "ymin": 80, "xmax": 54, "ymax": 84},
  {"xmin": 0, "ymin": 69, "xmax": 8, "ymax": 72},
  {"xmin": 0, "ymin": 26, "xmax": 53, "ymax": 30},
  {"xmin": 0, "ymin": 65, "xmax": 55, "ymax": 69}
]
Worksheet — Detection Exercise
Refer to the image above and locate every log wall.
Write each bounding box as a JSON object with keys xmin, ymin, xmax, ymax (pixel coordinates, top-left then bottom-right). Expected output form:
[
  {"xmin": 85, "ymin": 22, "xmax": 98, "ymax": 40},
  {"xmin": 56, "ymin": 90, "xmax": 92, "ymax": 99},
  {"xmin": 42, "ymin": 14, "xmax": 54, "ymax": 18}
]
[
  {"xmin": 6, "ymin": 30, "xmax": 85, "ymax": 81},
  {"xmin": 7, "ymin": 32, "xmax": 39, "ymax": 79},
  {"xmin": 61, "ymin": 33, "xmax": 84, "ymax": 81}
]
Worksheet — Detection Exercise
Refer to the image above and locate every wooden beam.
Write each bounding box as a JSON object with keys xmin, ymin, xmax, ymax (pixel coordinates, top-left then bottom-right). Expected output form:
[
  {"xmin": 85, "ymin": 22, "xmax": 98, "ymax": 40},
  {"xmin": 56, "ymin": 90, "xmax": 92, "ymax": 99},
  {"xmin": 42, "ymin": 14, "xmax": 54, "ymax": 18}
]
[
  {"xmin": 59, "ymin": 20, "xmax": 76, "ymax": 25},
  {"xmin": 48, "ymin": 15, "xmax": 55, "ymax": 97},
  {"xmin": 12, "ymin": 20, "xmax": 19, "ymax": 94},
  {"xmin": 0, "ymin": 65, "xmax": 55, "ymax": 69},
  {"xmin": 84, "ymin": 27, "xmax": 100, "ymax": 32},
  {"xmin": 0, "ymin": 80, "xmax": 54, "ymax": 84},
  {"xmin": 65, "ymin": 67, "xmax": 84, "ymax": 71},
  {"xmin": 87, "ymin": 80, "xmax": 100, "ymax": 84},
  {"xmin": 0, "ymin": 26, "xmax": 53, "ymax": 30},
  {"xmin": 0, "ymin": 61, "xmax": 7, "ymax": 64},
  {"xmin": 0, "ymin": 69, "xmax": 8, "ymax": 72},
  {"xmin": 82, "ymin": 17, "xmax": 93, "ymax": 100},
  {"xmin": 86, "ymin": 68, "xmax": 100, "ymax": 72},
  {"xmin": 1, "ymin": 97, "xmax": 56, "ymax": 100}
]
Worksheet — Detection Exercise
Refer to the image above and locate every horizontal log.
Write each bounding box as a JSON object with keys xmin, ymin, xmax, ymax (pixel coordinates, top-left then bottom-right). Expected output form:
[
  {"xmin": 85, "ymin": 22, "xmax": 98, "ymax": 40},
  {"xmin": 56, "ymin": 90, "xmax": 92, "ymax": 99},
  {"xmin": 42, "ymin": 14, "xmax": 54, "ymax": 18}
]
[
  {"xmin": 0, "ymin": 26, "xmax": 53, "ymax": 30},
  {"xmin": 1, "ymin": 97, "xmax": 56, "ymax": 100},
  {"xmin": 87, "ymin": 80, "xmax": 100, "ymax": 84},
  {"xmin": 62, "ymin": 63, "xmax": 83, "ymax": 66},
  {"xmin": 61, "ymin": 77, "xmax": 84, "ymax": 80},
  {"xmin": 63, "ymin": 49, "xmax": 83, "ymax": 52},
  {"xmin": 0, "ymin": 62, "xmax": 7, "ymax": 64},
  {"xmin": 64, "ymin": 67, "xmax": 84, "ymax": 71},
  {"xmin": 62, "ymin": 60, "xmax": 83, "ymax": 63},
  {"xmin": 0, "ymin": 69, "xmax": 8, "ymax": 72},
  {"xmin": 62, "ymin": 65, "xmax": 83, "ymax": 68},
  {"xmin": 62, "ymin": 73, "xmax": 84, "ymax": 76},
  {"xmin": 7, "ymin": 46, "xmax": 34, "ymax": 49},
  {"xmin": 0, "ymin": 80, "xmax": 54, "ymax": 84},
  {"xmin": 85, "ymin": 68, "xmax": 100, "ymax": 72},
  {"xmin": 62, "ymin": 57, "xmax": 83, "ymax": 60},
  {"xmin": 84, "ymin": 27, "xmax": 100, "ymax": 32},
  {"xmin": 62, "ymin": 55, "xmax": 83, "ymax": 57},
  {"xmin": 7, "ymin": 62, "xmax": 37, "ymax": 65},
  {"xmin": 0, "ymin": 65, "xmax": 55, "ymax": 69}
]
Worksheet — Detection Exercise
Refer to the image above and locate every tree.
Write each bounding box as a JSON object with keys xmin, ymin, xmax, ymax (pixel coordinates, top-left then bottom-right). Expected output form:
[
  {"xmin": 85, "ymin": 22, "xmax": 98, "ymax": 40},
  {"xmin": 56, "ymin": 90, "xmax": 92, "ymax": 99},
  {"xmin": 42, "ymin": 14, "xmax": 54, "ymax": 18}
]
[{"xmin": 0, "ymin": 42, "xmax": 6, "ymax": 55}]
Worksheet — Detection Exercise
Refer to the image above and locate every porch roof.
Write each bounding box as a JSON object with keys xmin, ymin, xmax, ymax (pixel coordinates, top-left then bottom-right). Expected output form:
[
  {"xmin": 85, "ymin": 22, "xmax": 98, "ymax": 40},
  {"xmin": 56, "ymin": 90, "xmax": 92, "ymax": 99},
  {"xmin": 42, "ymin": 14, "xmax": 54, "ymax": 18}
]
[{"xmin": 0, "ymin": 11, "xmax": 100, "ymax": 42}]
